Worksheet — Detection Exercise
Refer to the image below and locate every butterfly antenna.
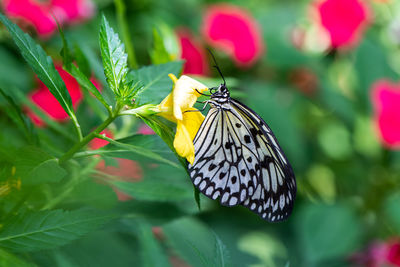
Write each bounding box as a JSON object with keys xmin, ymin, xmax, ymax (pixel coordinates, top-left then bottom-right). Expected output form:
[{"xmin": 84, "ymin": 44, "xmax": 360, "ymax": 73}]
[{"xmin": 207, "ymin": 49, "xmax": 226, "ymax": 86}]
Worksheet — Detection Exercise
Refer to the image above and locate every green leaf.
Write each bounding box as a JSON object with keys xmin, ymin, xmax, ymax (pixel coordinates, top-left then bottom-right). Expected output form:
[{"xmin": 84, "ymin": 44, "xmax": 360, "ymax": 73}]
[
  {"xmin": 129, "ymin": 61, "xmax": 183, "ymax": 104},
  {"xmin": 136, "ymin": 221, "xmax": 170, "ymax": 267},
  {"xmin": 297, "ymin": 203, "xmax": 362, "ymax": 264},
  {"xmin": 99, "ymin": 14, "xmax": 128, "ymax": 95},
  {"xmin": 97, "ymin": 134, "xmax": 181, "ymax": 168},
  {"xmin": 0, "ymin": 13, "xmax": 75, "ymax": 121},
  {"xmin": 73, "ymin": 44, "xmax": 91, "ymax": 78},
  {"xmin": 56, "ymin": 17, "xmax": 72, "ymax": 70},
  {"xmin": 15, "ymin": 147, "xmax": 67, "ymax": 185},
  {"xmin": 0, "ymin": 209, "xmax": 113, "ymax": 252},
  {"xmin": 69, "ymin": 65, "xmax": 109, "ymax": 109},
  {"xmin": 0, "ymin": 87, "xmax": 36, "ymax": 143},
  {"xmin": 63, "ymin": 179, "xmax": 118, "ymax": 209},
  {"xmin": 0, "ymin": 248, "xmax": 34, "ymax": 267},
  {"xmin": 163, "ymin": 217, "xmax": 231, "ymax": 267},
  {"xmin": 112, "ymin": 180, "xmax": 192, "ymax": 202}
]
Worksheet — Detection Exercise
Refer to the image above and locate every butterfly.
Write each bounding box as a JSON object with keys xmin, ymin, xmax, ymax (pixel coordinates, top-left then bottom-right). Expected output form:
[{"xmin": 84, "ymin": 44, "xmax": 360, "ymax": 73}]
[{"xmin": 188, "ymin": 62, "xmax": 296, "ymax": 222}]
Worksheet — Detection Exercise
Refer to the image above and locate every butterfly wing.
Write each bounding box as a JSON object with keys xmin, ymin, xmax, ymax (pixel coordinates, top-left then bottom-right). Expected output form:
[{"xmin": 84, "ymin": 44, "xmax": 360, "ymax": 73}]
[
  {"xmin": 188, "ymin": 99, "xmax": 296, "ymax": 222},
  {"xmin": 230, "ymin": 98, "xmax": 296, "ymax": 222}
]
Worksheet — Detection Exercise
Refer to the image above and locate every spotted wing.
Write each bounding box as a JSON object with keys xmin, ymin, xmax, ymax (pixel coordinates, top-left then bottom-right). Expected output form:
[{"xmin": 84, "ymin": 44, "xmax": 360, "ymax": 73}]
[
  {"xmin": 230, "ymin": 98, "xmax": 296, "ymax": 222},
  {"xmin": 188, "ymin": 106, "xmax": 260, "ymax": 207}
]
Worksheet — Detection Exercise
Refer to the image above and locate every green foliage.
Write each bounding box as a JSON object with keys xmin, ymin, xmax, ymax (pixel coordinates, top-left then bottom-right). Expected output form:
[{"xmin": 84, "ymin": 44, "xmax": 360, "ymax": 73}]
[
  {"xmin": 0, "ymin": 14, "xmax": 76, "ymax": 126},
  {"xmin": 14, "ymin": 147, "xmax": 67, "ymax": 185},
  {"xmin": 297, "ymin": 203, "xmax": 362, "ymax": 265},
  {"xmin": 0, "ymin": 209, "xmax": 113, "ymax": 252},
  {"xmin": 129, "ymin": 61, "xmax": 183, "ymax": 104},
  {"xmin": 0, "ymin": 0, "xmax": 399, "ymax": 265},
  {"xmin": 163, "ymin": 217, "xmax": 231, "ymax": 267},
  {"xmin": 112, "ymin": 180, "xmax": 192, "ymax": 202}
]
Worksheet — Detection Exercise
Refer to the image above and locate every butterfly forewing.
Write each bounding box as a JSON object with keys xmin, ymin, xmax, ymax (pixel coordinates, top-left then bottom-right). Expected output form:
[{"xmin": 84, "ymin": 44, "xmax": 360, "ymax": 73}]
[{"xmin": 188, "ymin": 92, "xmax": 296, "ymax": 222}]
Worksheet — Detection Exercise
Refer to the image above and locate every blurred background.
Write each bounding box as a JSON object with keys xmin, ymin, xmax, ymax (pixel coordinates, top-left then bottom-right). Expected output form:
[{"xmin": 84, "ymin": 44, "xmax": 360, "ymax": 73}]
[{"xmin": 1, "ymin": 0, "xmax": 400, "ymax": 266}]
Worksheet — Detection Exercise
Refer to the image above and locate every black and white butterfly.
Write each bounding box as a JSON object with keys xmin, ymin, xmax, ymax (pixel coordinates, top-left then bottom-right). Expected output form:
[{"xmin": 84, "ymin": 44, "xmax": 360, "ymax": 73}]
[{"xmin": 188, "ymin": 65, "xmax": 296, "ymax": 222}]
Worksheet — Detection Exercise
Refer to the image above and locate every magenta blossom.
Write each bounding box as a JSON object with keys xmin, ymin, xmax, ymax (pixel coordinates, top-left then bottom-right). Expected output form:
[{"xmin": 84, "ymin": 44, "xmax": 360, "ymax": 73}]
[
  {"xmin": 202, "ymin": 4, "xmax": 264, "ymax": 67},
  {"xmin": 371, "ymin": 80, "xmax": 400, "ymax": 149},
  {"xmin": 350, "ymin": 239, "xmax": 400, "ymax": 267},
  {"xmin": 2, "ymin": 0, "xmax": 94, "ymax": 37},
  {"xmin": 177, "ymin": 28, "xmax": 209, "ymax": 76},
  {"xmin": 314, "ymin": 0, "xmax": 371, "ymax": 49}
]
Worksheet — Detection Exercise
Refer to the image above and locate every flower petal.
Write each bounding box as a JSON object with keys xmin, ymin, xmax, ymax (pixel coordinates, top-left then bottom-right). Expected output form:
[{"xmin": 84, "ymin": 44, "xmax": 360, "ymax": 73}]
[
  {"xmin": 177, "ymin": 28, "xmax": 209, "ymax": 75},
  {"xmin": 172, "ymin": 75, "xmax": 208, "ymax": 120},
  {"xmin": 202, "ymin": 4, "xmax": 264, "ymax": 67},
  {"xmin": 371, "ymin": 80, "xmax": 400, "ymax": 149},
  {"xmin": 315, "ymin": 0, "xmax": 371, "ymax": 49}
]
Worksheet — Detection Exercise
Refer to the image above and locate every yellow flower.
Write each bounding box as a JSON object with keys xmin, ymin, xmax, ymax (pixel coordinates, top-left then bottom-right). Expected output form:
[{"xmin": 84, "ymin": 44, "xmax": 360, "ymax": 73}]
[{"xmin": 157, "ymin": 74, "xmax": 208, "ymax": 164}]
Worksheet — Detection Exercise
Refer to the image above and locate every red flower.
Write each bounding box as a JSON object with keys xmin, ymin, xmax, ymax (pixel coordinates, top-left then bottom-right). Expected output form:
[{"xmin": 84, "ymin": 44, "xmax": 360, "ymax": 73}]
[
  {"xmin": 26, "ymin": 65, "xmax": 84, "ymax": 127},
  {"xmin": 89, "ymin": 130, "xmax": 143, "ymax": 202},
  {"xmin": 315, "ymin": 0, "xmax": 371, "ymax": 49},
  {"xmin": 388, "ymin": 240, "xmax": 400, "ymax": 266},
  {"xmin": 371, "ymin": 80, "xmax": 400, "ymax": 149},
  {"xmin": 202, "ymin": 4, "xmax": 264, "ymax": 67},
  {"xmin": 2, "ymin": 0, "xmax": 94, "ymax": 37},
  {"xmin": 177, "ymin": 28, "xmax": 209, "ymax": 75}
]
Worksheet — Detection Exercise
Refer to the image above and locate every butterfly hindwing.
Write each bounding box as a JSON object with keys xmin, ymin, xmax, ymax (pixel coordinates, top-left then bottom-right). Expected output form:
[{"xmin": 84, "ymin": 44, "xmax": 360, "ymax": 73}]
[{"xmin": 230, "ymin": 99, "xmax": 296, "ymax": 222}]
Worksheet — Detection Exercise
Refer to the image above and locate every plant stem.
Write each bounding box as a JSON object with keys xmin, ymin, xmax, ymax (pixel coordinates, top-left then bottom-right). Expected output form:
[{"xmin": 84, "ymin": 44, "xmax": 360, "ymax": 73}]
[
  {"xmin": 41, "ymin": 158, "xmax": 101, "ymax": 210},
  {"xmin": 114, "ymin": 0, "xmax": 138, "ymax": 69},
  {"xmin": 59, "ymin": 113, "xmax": 117, "ymax": 164},
  {"xmin": 70, "ymin": 113, "xmax": 83, "ymax": 141}
]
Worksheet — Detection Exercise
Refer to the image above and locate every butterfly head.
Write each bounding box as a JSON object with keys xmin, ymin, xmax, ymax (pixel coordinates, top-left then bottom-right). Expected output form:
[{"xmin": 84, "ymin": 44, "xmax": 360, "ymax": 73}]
[{"xmin": 210, "ymin": 83, "xmax": 230, "ymax": 103}]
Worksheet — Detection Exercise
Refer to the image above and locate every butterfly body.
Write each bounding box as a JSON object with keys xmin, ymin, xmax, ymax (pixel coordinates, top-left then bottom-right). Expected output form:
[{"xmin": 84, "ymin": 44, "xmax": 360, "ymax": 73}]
[{"xmin": 188, "ymin": 83, "xmax": 296, "ymax": 222}]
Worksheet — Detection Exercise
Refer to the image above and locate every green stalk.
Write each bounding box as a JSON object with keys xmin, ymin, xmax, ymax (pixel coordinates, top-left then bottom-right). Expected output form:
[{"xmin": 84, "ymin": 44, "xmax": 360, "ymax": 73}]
[
  {"xmin": 70, "ymin": 113, "xmax": 83, "ymax": 141},
  {"xmin": 114, "ymin": 0, "xmax": 138, "ymax": 69},
  {"xmin": 59, "ymin": 111, "xmax": 119, "ymax": 164}
]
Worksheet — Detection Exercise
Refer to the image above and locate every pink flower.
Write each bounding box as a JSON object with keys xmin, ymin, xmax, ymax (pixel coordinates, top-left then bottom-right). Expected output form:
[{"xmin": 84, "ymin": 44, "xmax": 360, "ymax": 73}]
[
  {"xmin": 2, "ymin": 0, "xmax": 94, "ymax": 37},
  {"xmin": 26, "ymin": 65, "xmax": 84, "ymax": 127},
  {"xmin": 350, "ymin": 239, "xmax": 400, "ymax": 267},
  {"xmin": 371, "ymin": 80, "xmax": 400, "ymax": 149},
  {"xmin": 202, "ymin": 4, "xmax": 264, "ymax": 67},
  {"xmin": 89, "ymin": 130, "xmax": 143, "ymax": 202},
  {"xmin": 314, "ymin": 0, "xmax": 371, "ymax": 49},
  {"xmin": 177, "ymin": 28, "xmax": 209, "ymax": 75}
]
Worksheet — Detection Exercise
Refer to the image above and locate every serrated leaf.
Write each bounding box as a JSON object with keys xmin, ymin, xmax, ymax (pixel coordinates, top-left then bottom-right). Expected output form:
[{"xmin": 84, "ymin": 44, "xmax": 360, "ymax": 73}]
[
  {"xmin": 0, "ymin": 13, "xmax": 75, "ymax": 121},
  {"xmin": 15, "ymin": 147, "xmax": 66, "ymax": 185},
  {"xmin": 99, "ymin": 15, "xmax": 128, "ymax": 95},
  {"xmin": 0, "ymin": 209, "xmax": 113, "ymax": 252},
  {"xmin": 112, "ymin": 180, "xmax": 192, "ymax": 202},
  {"xmin": 163, "ymin": 217, "xmax": 231, "ymax": 267},
  {"xmin": 129, "ymin": 61, "xmax": 183, "ymax": 104}
]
